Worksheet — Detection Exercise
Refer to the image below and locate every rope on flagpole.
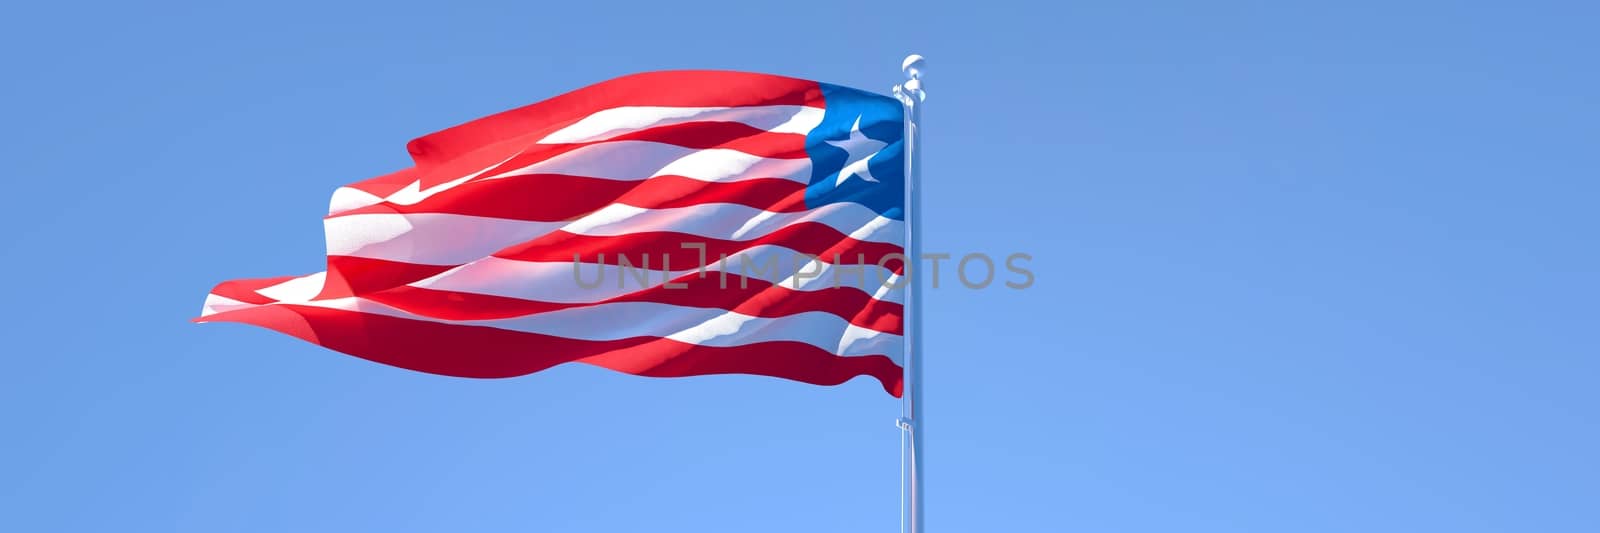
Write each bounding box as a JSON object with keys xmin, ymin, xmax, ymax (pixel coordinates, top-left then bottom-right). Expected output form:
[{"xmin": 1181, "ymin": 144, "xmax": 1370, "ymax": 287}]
[{"xmin": 894, "ymin": 53, "xmax": 926, "ymax": 533}]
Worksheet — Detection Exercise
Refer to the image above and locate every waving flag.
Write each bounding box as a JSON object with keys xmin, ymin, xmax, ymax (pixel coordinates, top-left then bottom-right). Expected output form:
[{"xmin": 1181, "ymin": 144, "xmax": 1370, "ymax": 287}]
[{"xmin": 197, "ymin": 70, "xmax": 906, "ymax": 396}]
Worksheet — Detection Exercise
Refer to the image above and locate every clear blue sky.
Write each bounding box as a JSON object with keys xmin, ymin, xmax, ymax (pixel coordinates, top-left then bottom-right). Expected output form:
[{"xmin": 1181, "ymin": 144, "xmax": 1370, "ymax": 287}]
[{"xmin": 2, "ymin": 1, "xmax": 1596, "ymax": 531}]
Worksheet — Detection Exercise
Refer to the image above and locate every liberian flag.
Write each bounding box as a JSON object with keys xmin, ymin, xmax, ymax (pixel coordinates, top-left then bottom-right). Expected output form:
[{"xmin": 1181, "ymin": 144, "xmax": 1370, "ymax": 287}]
[{"xmin": 197, "ymin": 70, "xmax": 907, "ymax": 396}]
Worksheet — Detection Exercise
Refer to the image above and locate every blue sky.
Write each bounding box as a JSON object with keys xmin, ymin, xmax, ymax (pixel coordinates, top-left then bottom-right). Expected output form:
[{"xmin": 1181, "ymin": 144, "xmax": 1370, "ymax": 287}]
[{"xmin": 2, "ymin": 1, "xmax": 1596, "ymax": 531}]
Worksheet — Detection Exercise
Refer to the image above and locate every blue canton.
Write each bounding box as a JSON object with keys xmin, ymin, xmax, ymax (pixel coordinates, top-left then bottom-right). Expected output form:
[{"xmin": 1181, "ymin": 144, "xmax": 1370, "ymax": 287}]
[{"xmin": 803, "ymin": 83, "xmax": 906, "ymax": 220}]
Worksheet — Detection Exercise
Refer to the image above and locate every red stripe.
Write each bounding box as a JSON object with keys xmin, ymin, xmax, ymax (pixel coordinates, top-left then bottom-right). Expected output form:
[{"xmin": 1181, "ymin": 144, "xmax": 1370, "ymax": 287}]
[
  {"xmin": 196, "ymin": 303, "xmax": 900, "ymax": 396},
  {"xmin": 496, "ymin": 224, "xmax": 908, "ymax": 274},
  {"xmin": 405, "ymin": 71, "xmax": 823, "ymax": 185},
  {"xmin": 329, "ymin": 175, "xmax": 809, "ymax": 221},
  {"xmin": 578, "ymin": 342, "xmax": 902, "ymax": 397},
  {"xmin": 362, "ymin": 275, "xmax": 904, "ymax": 334},
  {"xmin": 318, "ymin": 257, "xmax": 454, "ymax": 299},
  {"xmin": 207, "ymin": 276, "xmax": 299, "ymax": 305}
]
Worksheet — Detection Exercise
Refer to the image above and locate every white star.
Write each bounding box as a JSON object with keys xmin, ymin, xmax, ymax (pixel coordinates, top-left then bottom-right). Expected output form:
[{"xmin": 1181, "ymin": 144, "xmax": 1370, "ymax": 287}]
[{"xmin": 825, "ymin": 116, "xmax": 886, "ymax": 186}]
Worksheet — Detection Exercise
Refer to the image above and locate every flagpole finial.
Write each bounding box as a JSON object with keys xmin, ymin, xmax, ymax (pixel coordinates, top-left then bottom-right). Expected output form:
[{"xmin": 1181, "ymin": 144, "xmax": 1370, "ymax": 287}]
[
  {"xmin": 895, "ymin": 54, "xmax": 927, "ymax": 104},
  {"xmin": 902, "ymin": 54, "xmax": 925, "ymax": 80}
]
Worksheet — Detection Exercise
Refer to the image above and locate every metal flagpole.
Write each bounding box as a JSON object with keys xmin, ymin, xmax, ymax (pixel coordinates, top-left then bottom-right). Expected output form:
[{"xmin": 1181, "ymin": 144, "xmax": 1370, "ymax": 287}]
[{"xmin": 894, "ymin": 54, "xmax": 927, "ymax": 533}]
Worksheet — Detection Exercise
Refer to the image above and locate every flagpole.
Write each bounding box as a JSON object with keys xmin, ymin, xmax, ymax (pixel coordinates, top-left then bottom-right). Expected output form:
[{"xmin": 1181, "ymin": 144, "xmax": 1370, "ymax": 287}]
[{"xmin": 894, "ymin": 54, "xmax": 927, "ymax": 533}]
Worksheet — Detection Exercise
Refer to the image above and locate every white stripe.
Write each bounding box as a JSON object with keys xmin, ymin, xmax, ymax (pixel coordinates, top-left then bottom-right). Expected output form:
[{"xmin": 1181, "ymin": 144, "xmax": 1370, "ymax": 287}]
[
  {"xmin": 486, "ymin": 141, "xmax": 811, "ymax": 184},
  {"xmin": 199, "ymin": 293, "xmax": 251, "ymax": 317},
  {"xmin": 198, "ymin": 272, "xmax": 325, "ymax": 317},
  {"xmin": 255, "ymin": 272, "xmax": 327, "ymax": 303},
  {"xmin": 323, "ymin": 203, "xmax": 902, "ymax": 266},
  {"xmin": 324, "ymin": 214, "xmax": 564, "ymax": 265},
  {"xmin": 537, "ymin": 105, "xmax": 824, "ymax": 144},
  {"xmin": 564, "ymin": 202, "xmax": 900, "ymax": 242},
  {"xmin": 328, "ymin": 187, "xmax": 384, "ymax": 214},
  {"xmin": 410, "ymin": 245, "xmax": 906, "ymax": 305},
  {"xmin": 382, "ymin": 151, "xmax": 522, "ymax": 208}
]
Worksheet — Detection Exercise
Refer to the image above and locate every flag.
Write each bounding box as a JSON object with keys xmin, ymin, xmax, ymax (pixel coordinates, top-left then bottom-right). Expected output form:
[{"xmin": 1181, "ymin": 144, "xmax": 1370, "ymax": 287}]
[{"xmin": 197, "ymin": 70, "xmax": 907, "ymax": 396}]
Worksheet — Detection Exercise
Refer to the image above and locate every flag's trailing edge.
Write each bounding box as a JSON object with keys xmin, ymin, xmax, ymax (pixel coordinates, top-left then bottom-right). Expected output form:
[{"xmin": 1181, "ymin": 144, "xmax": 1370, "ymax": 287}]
[{"xmin": 196, "ymin": 70, "xmax": 906, "ymax": 397}]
